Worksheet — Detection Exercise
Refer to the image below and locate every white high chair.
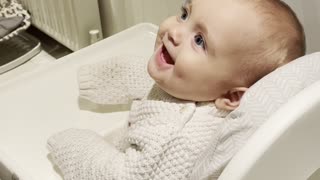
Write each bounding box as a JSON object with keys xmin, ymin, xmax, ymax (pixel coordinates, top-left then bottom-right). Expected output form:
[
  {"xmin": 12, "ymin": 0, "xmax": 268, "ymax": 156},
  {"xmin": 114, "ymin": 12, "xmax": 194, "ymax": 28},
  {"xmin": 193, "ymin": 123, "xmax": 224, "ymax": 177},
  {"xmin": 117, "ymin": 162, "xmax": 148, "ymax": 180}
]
[
  {"xmin": 218, "ymin": 80, "xmax": 320, "ymax": 180},
  {"xmin": 0, "ymin": 23, "xmax": 319, "ymax": 180}
]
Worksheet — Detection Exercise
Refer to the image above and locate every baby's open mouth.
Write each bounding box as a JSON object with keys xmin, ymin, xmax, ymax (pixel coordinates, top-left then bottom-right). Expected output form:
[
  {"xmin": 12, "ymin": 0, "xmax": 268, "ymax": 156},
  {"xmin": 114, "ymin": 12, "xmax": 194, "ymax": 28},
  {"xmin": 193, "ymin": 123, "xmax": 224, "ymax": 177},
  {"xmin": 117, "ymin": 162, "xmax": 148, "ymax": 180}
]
[{"xmin": 161, "ymin": 45, "xmax": 175, "ymax": 65}]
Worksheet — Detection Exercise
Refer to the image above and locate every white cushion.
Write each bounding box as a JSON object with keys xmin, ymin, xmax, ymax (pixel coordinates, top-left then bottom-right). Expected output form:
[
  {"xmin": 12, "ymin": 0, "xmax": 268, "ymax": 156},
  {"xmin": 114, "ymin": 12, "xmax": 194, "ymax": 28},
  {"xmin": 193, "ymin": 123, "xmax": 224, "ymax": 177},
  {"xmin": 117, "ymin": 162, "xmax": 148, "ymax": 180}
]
[{"xmin": 226, "ymin": 52, "xmax": 320, "ymax": 155}]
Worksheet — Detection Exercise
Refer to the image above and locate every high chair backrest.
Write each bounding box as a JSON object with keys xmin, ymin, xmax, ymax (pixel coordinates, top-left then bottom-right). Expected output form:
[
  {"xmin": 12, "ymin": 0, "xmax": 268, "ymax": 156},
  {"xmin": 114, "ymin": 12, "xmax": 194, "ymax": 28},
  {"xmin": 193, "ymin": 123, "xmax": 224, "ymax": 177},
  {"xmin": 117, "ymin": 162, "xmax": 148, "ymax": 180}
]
[
  {"xmin": 218, "ymin": 80, "xmax": 320, "ymax": 180},
  {"xmin": 191, "ymin": 52, "xmax": 320, "ymax": 180}
]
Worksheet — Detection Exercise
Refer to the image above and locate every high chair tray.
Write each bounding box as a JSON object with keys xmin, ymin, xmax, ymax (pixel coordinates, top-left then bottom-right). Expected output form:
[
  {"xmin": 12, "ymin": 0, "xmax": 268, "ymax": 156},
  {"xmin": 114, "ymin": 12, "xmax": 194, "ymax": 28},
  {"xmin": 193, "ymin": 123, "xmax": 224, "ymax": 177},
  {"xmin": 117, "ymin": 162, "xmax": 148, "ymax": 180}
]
[{"xmin": 0, "ymin": 23, "xmax": 158, "ymax": 180}]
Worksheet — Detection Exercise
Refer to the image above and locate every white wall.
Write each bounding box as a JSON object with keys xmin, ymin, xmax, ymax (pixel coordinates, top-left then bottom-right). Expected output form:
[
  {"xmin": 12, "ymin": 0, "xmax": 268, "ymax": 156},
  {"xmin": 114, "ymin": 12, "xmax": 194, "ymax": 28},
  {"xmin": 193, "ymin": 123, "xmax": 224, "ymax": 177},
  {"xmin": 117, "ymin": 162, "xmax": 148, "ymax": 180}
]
[
  {"xmin": 98, "ymin": 0, "xmax": 182, "ymax": 36},
  {"xmin": 98, "ymin": 0, "xmax": 319, "ymax": 53},
  {"xmin": 283, "ymin": 0, "xmax": 320, "ymax": 53}
]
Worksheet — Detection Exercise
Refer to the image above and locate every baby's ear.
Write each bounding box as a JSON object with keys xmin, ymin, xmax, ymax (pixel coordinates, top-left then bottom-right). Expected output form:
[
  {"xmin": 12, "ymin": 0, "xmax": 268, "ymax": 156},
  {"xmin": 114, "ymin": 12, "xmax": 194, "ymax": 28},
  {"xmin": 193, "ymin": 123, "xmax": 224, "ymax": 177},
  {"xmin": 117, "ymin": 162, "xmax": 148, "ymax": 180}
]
[{"xmin": 214, "ymin": 87, "xmax": 248, "ymax": 111}]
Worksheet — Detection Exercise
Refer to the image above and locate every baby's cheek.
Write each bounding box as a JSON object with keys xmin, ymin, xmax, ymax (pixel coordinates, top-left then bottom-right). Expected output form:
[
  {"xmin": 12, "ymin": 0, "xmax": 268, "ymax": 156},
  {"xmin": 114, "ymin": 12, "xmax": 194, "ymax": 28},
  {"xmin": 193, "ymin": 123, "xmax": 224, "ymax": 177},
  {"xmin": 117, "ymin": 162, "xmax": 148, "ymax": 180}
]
[
  {"xmin": 173, "ymin": 65, "xmax": 189, "ymax": 80},
  {"xmin": 154, "ymin": 37, "xmax": 161, "ymax": 50}
]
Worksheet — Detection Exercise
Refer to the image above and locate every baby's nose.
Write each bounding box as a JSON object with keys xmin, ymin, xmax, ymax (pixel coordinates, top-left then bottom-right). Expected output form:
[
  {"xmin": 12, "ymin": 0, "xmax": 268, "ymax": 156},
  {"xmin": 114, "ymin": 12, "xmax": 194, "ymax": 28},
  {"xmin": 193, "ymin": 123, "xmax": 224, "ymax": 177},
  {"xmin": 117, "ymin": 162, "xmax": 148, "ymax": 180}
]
[{"xmin": 167, "ymin": 26, "xmax": 184, "ymax": 46}]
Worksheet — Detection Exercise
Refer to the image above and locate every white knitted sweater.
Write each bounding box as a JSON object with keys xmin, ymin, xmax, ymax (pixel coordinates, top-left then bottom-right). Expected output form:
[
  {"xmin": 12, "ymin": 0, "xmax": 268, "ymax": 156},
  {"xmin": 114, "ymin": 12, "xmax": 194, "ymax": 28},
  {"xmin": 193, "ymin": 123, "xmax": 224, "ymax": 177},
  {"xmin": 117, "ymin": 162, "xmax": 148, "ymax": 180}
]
[{"xmin": 47, "ymin": 56, "xmax": 233, "ymax": 180}]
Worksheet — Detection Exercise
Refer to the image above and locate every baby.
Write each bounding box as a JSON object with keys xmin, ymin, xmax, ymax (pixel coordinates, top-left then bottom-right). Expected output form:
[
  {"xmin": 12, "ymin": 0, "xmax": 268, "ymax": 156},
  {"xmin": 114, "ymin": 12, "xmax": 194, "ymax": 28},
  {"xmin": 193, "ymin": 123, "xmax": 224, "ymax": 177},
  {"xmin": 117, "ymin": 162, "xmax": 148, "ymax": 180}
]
[{"xmin": 47, "ymin": 0, "xmax": 305, "ymax": 179}]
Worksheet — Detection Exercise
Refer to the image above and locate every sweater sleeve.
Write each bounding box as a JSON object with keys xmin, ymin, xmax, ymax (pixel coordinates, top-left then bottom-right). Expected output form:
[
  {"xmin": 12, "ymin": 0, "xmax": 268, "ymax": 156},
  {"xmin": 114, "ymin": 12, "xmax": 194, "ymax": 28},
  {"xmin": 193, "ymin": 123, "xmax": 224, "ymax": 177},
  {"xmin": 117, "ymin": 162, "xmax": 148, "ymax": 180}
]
[
  {"xmin": 47, "ymin": 102, "xmax": 198, "ymax": 180},
  {"xmin": 47, "ymin": 127, "xmax": 191, "ymax": 180},
  {"xmin": 47, "ymin": 129, "xmax": 125, "ymax": 179},
  {"xmin": 78, "ymin": 55, "xmax": 154, "ymax": 105}
]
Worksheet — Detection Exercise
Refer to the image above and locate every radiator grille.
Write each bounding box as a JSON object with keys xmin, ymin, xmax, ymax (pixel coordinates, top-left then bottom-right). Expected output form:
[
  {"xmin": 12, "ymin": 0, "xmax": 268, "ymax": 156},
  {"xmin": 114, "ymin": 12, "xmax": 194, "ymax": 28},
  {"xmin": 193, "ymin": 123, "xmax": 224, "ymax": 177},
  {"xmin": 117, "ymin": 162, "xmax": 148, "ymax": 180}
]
[{"xmin": 19, "ymin": 0, "xmax": 102, "ymax": 51}]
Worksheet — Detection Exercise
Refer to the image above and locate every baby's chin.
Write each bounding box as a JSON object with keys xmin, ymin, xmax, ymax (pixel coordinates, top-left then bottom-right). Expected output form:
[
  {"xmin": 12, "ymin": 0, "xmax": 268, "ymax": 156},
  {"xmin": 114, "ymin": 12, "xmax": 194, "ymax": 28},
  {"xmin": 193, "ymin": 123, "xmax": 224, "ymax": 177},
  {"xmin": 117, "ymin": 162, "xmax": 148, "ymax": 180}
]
[
  {"xmin": 157, "ymin": 83, "xmax": 217, "ymax": 102},
  {"xmin": 154, "ymin": 83, "xmax": 195, "ymax": 101},
  {"xmin": 156, "ymin": 83, "xmax": 185, "ymax": 99}
]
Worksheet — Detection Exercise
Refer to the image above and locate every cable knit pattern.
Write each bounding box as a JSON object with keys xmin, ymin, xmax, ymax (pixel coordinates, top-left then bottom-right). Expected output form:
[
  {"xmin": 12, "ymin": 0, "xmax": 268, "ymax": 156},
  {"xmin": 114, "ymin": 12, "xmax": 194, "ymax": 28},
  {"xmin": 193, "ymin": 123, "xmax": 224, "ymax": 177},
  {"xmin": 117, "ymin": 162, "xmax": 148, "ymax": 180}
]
[
  {"xmin": 48, "ymin": 85, "xmax": 230, "ymax": 180},
  {"xmin": 47, "ymin": 55, "xmax": 232, "ymax": 180}
]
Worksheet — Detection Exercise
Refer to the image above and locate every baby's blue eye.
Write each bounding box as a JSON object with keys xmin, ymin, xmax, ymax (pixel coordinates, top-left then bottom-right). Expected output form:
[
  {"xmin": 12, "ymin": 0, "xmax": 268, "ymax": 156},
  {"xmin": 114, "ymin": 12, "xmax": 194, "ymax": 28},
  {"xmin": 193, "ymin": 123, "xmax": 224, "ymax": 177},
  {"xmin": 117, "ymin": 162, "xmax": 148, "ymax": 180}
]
[
  {"xmin": 194, "ymin": 34, "xmax": 206, "ymax": 49},
  {"xmin": 180, "ymin": 7, "xmax": 188, "ymax": 21}
]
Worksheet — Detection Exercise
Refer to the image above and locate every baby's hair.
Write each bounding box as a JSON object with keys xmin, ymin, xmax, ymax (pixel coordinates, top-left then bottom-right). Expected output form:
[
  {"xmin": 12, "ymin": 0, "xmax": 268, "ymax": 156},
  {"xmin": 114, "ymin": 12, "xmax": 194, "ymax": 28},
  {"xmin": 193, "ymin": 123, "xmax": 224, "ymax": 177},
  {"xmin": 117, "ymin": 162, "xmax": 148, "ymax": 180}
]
[{"xmin": 241, "ymin": 0, "xmax": 306, "ymax": 86}]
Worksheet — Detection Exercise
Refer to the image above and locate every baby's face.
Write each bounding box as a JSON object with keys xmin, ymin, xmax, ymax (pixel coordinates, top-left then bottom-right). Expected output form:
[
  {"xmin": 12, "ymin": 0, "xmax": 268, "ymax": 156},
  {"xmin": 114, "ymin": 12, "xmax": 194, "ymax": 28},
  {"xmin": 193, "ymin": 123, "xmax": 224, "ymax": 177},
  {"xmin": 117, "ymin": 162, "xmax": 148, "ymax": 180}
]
[{"xmin": 148, "ymin": 0, "xmax": 261, "ymax": 101}]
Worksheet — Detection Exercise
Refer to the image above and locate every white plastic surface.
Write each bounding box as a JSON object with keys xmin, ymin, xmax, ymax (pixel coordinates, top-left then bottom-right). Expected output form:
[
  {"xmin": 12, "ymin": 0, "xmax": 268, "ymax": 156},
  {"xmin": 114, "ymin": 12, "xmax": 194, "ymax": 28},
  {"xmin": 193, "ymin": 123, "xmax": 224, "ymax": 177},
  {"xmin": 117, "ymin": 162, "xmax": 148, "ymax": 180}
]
[
  {"xmin": 99, "ymin": 0, "xmax": 181, "ymax": 36},
  {"xmin": 0, "ymin": 23, "xmax": 158, "ymax": 180},
  {"xmin": 218, "ymin": 81, "xmax": 320, "ymax": 180}
]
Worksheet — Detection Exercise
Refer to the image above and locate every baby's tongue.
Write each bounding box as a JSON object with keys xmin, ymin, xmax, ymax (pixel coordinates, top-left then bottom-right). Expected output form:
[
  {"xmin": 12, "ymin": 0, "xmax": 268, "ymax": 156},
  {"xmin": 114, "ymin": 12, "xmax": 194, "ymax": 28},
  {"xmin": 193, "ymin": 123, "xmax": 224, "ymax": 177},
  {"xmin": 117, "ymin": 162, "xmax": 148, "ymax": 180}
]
[{"xmin": 163, "ymin": 47, "xmax": 174, "ymax": 65}]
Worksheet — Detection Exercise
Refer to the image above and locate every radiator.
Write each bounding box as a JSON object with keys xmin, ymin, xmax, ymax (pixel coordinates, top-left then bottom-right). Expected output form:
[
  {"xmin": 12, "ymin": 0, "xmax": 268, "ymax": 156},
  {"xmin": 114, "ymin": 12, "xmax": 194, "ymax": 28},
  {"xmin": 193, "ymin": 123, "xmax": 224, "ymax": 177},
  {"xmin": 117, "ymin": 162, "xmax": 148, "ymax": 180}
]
[{"xmin": 19, "ymin": 0, "xmax": 103, "ymax": 51}]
